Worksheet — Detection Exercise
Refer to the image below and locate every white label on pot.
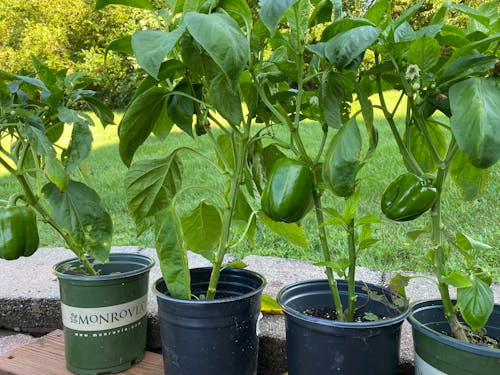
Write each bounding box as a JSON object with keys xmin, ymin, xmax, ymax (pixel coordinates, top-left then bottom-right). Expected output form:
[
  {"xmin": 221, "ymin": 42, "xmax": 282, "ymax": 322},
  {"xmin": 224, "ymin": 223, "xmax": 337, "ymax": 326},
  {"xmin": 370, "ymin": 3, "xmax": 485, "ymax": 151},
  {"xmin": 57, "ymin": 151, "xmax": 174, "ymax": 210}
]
[
  {"xmin": 61, "ymin": 295, "xmax": 148, "ymax": 332},
  {"xmin": 414, "ymin": 353, "xmax": 447, "ymax": 375}
]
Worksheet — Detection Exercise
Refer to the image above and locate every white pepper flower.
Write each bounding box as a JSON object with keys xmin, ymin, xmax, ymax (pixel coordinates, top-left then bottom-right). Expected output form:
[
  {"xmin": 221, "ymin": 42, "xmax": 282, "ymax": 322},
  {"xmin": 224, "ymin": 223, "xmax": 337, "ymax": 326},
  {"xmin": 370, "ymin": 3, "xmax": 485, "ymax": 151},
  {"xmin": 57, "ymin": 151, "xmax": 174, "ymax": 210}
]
[{"xmin": 405, "ymin": 64, "xmax": 420, "ymax": 81}]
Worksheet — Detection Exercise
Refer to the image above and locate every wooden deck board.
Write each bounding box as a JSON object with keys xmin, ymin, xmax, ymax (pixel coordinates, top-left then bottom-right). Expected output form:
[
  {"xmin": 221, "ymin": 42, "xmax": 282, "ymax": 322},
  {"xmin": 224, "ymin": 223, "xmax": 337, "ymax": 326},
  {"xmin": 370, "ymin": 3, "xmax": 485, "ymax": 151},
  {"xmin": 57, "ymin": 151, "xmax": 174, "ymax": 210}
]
[{"xmin": 0, "ymin": 330, "xmax": 163, "ymax": 375}]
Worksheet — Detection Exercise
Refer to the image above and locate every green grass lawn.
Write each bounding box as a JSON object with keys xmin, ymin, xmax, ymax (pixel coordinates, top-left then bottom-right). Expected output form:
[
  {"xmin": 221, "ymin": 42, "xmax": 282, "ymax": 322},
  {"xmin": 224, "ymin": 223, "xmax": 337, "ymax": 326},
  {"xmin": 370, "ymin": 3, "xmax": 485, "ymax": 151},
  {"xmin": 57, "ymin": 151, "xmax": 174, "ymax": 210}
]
[{"xmin": 1, "ymin": 107, "xmax": 498, "ymax": 278}]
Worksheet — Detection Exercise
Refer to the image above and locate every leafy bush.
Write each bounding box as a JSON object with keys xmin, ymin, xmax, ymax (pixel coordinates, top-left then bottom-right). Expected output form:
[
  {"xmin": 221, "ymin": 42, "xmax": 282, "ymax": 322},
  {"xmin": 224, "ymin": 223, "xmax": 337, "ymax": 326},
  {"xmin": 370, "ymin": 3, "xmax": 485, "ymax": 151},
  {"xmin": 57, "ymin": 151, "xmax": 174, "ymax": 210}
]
[{"xmin": 0, "ymin": 0, "xmax": 146, "ymax": 108}]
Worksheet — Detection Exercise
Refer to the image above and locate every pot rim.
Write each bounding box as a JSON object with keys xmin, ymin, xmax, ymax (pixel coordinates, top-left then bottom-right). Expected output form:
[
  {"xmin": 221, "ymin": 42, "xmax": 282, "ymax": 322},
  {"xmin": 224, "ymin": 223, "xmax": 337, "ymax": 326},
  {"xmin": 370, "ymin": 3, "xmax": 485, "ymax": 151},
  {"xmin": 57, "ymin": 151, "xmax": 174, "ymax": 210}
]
[
  {"xmin": 52, "ymin": 252, "xmax": 155, "ymax": 281},
  {"xmin": 277, "ymin": 278, "xmax": 410, "ymax": 329},
  {"xmin": 408, "ymin": 298, "xmax": 500, "ymax": 357},
  {"xmin": 152, "ymin": 267, "xmax": 266, "ymax": 305}
]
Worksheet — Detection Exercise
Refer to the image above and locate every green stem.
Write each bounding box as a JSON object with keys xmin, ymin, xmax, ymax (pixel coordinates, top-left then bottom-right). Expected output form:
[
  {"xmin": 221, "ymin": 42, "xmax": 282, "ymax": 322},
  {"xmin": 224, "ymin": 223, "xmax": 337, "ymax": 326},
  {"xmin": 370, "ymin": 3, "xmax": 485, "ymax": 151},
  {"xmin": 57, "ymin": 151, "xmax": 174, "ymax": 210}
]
[
  {"xmin": 430, "ymin": 140, "xmax": 468, "ymax": 342},
  {"xmin": 206, "ymin": 127, "xmax": 249, "ymax": 299},
  {"xmin": 346, "ymin": 217, "xmax": 356, "ymax": 322},
  {"xmin": 374, "ymin": 62, "xmax": 424, "ymax": 177},
  {"xmin": 312, "ymin": 187, "xmax": 344, "ymax": 320}
]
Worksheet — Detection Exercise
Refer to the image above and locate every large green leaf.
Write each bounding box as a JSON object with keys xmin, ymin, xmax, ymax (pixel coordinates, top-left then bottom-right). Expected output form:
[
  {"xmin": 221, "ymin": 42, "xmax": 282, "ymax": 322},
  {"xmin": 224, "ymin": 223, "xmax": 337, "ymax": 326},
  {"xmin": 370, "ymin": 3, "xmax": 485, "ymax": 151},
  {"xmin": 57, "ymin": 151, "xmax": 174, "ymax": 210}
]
[
  {"xmin": 259, "ymin": 0, "xmax": 299, "ymax": 35},
  {"xmin": 407, "ymin": 35, "xmax": 440, "ymax": 72},
  {"xmin": 119, "ymin": 86, "xmax": 170, "ymax": 167},
  {"xmin": 321, "ymin": 71, "xmax": 343, "ymax": 129},
  {"xmin": 185, "ymin": 12, "xmax": 248, "ymax": 81},
  {"xmin": 106, "ymin": 35, "xmax": 133, "ymax": 57},
  {"xmin": 258, "ymin": 211, "xmax": 308, "ymax": 248},
  {"xmin": 42, "ymin": 180, "xmax": 113, "ymax": 262},
  {"xmin": 220, "ymin": 0, "xmax": 252, "ymax": 30},
  {"xmin": 450, "ymin": 149, "xmax": 490, "ymax": 201},
  {"xmin": 181, "ymin": 201, "xmax": 222, "ymax": 253},
  {"xmin": 309, "ymin": 26, "xmax": 380, "ymax": 70},
  {"xmin": 457, "ymin": 275, "xmax": 494, "ymax": 330},
  {"xmin": 167, "ymin": 80, "xmax": 198, "ymax": 137},
  {"xmin": 132, "ymin": 27, "xmax": 185, "ymax": 79},
  {"xmin": 406, "ymin": 121, "xmax": 446, "ymax": 173},
  {"xmin": 441, "ymin": 55, "xmax": 496, "ymax": 85},
  {"xmin": 449, "ymin": 77, "xmax": 500, "ymax": 168},
  {"xmin": 17, "ymin": 123, "xmax": 68, "ymax": 191},
  {"xmin": 125, "ymin": 155, "xmax": 183, "ymax": 236},
  {"xmin": 82, "ymin": 96, "xmax": 115, "ymax": 127},
  {"xmin": 209, "ymin": 73, "xmax": 243, "ymax": 126},
  {"xmin": 95, "ymin": 0, "xmax": 154, "ymax": 11},
  {"xmin": 155, "ymin": 205, "xmax": 191, "ymax": 300},
  {"xmin": 62, "ymin": 121, "xmax": 94, "ymax": 172}
]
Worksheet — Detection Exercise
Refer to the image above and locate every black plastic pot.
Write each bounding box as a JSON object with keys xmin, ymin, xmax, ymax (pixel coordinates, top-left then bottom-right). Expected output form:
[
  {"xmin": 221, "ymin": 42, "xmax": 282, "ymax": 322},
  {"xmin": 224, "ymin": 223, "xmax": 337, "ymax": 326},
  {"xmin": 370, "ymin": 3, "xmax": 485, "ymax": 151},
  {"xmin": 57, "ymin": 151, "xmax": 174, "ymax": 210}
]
[
  {"xmin": 153, "ymin": 267, "xmax": 266, "ymax": 375},
  {"xmin": 277, "ymin": 279, "xmax": 409, "ymax": 375},
  {"xmin": 53, "ymin": 253, "xmax": 154, "ymax": 375},
  {"xmin": 408, "ymin": 299, "xmax": 500, "ymax": 374}
]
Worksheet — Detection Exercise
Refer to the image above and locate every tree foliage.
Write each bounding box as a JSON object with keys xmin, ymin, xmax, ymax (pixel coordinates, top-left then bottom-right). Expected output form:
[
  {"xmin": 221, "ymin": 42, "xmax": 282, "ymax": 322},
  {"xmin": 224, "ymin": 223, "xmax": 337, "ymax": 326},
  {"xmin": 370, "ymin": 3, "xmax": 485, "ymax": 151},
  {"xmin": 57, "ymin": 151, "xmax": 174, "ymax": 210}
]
[{"xmin": 0, "ymin": 0, "xmax": 147, "ymax": 107}]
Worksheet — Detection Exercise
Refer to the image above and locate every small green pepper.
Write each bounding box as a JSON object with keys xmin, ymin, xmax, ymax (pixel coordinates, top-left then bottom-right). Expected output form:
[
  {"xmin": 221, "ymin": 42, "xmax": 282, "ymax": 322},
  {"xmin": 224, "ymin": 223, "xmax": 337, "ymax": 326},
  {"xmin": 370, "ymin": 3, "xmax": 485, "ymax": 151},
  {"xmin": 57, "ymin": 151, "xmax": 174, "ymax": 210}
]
[
  {"xmin": 0, "ymin": 195, "xmax": 39, "ymax": 260},
  {"xmin": 381, "ymin": 173, "xmax": 437, "ymax": 221},
  {"xmin": 261, "ymin": 158, "xmax": 314, "ymax": 223}
]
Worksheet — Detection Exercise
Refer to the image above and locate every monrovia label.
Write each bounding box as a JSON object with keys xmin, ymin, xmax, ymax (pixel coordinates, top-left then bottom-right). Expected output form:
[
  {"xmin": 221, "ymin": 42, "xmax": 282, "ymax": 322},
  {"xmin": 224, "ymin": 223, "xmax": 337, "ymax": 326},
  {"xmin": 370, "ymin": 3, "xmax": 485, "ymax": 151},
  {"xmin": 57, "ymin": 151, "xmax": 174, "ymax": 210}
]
[
  {"xmin": 62, "ymin": 295, "xmax": 148, "ymax": 332},
  {"xmin": 414, "ymin": 353, "xmax": 447, "ymax": 375}
]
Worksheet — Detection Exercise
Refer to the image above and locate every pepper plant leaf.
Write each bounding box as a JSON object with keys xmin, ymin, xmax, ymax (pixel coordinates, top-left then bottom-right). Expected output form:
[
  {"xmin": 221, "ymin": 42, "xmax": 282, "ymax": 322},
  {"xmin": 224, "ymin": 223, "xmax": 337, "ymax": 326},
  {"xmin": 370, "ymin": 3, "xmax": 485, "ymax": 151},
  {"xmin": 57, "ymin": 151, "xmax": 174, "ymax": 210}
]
[
  {"xmin": 209, "ymin": 72, "xmax": 243, "ymax": 126},
  {"xmin": 132, "ymin": 27, "xmax": 185, "ymax": 80},
  {"xmin": 450, "ymin": 149, "xmax": 490, "ymax": 201},
  {"xmin": 219, "ymin": 0, "xmax": 252, "ymax": 31},
  {"xmin": 258, "ymin": 211, "xmax": 308, "ymax": 248},
  {"xmin": 17, "ymin": 123, "xmax": 68, "ymax": 191},
  {"xmin": 449, "ymin": 77, "xmax": 500, "ymax": 168},
  {"xmin": 406, "ymin": 121, "xmax": 446, "ymax": 173},
  {"xmin": 155, "ymin": 204, "xmax": 191, "ymax": 300},
  {"xmin": 310, "ymin": 26, "xmax": 380, "ymax": 70},
  {"xmin": 457, "ymin": 275, "xmax": 494, "ymax": 331},
  {"xmin": 43, "ymin": 180, "xmax": 113, "ymax": 263},
  {"xmin": 321, "ymin": 71, "xmax": 343, "ymax": 129},
  {"xmin": 407, "ymin": 35, "xmax": 440, "ymax": 72},
  {"xmin": 259, "ymin": 0, "xmax": 299, "ymax": 35},
  {"xmin": 125, "ymin": 154, "xmax": 183, "ymax": 236},
  {"xmin": 180, "ymin": 201, "xmax": 222, "ymax": 254},
  {"xmin": 185, "ymin": 12, "xmax": 248, "ymax": 81},
  {"xmin": 118, "ymin": 86, "xmax": 170, "ymax": 167}
]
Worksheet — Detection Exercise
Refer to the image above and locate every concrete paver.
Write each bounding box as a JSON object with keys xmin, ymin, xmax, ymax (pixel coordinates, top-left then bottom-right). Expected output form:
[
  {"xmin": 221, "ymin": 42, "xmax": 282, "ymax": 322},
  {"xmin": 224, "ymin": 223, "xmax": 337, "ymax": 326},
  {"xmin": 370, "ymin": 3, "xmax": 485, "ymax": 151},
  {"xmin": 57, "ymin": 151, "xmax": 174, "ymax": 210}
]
[{"xmin": 1, "ymin": 246, "xmax": 498, "ymax": 374}]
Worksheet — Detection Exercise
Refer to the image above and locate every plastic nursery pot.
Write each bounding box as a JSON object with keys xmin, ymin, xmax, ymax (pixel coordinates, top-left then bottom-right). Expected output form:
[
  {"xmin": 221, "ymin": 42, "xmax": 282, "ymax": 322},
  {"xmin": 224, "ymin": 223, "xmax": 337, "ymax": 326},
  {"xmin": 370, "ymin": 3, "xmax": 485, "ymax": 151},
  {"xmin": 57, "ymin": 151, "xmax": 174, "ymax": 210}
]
[
  {"xmin": 53, "ymin": 252, "xmax": 155, "ymax": 375},
  {"xmin": 153, "ymin": 267, "xmax": 266, "ymax": 375},
  {"xmin": 277, "ymin": 279, "xmax": 409, "ymax": 375},
  {"xmin": 408, "ymin": 299, "xmax": 500, "ymax": 375}
]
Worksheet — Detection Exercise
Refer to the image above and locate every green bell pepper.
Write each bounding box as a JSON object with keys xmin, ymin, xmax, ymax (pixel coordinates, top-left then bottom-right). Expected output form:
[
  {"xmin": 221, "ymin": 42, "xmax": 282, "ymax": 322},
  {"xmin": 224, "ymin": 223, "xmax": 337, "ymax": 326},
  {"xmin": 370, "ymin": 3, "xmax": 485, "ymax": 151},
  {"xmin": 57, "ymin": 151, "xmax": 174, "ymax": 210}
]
[
  {"xmin": 261, "ymin": 158, "xmax": 314, "ymax": 223},
  {"xmin": 0, "ymin": 195, "xmax": 39, "ymax": 260},
  {"xmin": 381, "ymin": 173, "xmax": 437, "ymax": 222}
]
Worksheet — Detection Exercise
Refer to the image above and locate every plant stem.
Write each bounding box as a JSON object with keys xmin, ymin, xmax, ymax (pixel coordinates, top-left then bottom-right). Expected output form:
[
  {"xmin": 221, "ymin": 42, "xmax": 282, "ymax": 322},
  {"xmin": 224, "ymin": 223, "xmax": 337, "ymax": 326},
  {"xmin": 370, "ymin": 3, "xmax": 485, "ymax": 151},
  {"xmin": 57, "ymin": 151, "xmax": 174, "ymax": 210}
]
[
  {"xmin": 346, "ymin": 218, "xmax": 356, "ymax": 321},
  {"xmin": 431, "ymin": 141, "xmax": 468, "ymax": 342},
  {"xmin": 206, "ymin": 129, "xmax": 249, "ymax": 299},
  {"xmin": 312, "ymin": 187, "xmax": 345, "ymax": 320}
]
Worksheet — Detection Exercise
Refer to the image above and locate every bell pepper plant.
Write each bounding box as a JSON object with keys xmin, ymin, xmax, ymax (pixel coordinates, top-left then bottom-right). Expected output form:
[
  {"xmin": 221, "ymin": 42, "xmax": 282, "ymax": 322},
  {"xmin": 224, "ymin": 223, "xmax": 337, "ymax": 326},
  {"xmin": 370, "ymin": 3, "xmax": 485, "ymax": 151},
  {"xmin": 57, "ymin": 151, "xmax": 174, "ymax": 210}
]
[
  {"xmin": 96, "ymin": 0, "xmax": 498, "ymax": 341},
  {"xmin": 370, "ymin": 0, "xmax": 499, "ymax": 343},
  {"xmin": 0, "ymin": 58, "xmax": 114, "ymax": 274}
]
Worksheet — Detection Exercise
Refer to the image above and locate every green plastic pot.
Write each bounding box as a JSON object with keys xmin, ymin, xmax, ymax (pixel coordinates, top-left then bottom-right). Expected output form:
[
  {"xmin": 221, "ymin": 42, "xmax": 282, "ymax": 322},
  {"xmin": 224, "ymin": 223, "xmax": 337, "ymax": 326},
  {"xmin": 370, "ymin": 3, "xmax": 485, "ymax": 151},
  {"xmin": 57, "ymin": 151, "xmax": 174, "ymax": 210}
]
[
  {"xmin": 408, "ymin": 299, "xmax": 500, "ymax": 375},
  {"xmin": 53, "ymin": 253, "xmax": 154, "ymax": 375}
]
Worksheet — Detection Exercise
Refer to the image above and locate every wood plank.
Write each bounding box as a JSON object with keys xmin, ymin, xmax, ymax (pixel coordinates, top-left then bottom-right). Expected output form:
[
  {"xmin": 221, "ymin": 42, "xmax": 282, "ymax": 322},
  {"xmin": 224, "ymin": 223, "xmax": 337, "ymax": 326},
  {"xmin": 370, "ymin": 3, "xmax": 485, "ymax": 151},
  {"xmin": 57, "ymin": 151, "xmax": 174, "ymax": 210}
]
[{"xmin": 0, "ymin": 330, "xmax": 163, "ymax": 375}]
